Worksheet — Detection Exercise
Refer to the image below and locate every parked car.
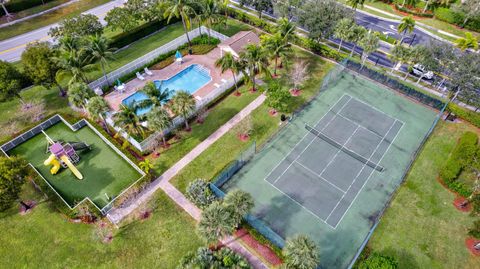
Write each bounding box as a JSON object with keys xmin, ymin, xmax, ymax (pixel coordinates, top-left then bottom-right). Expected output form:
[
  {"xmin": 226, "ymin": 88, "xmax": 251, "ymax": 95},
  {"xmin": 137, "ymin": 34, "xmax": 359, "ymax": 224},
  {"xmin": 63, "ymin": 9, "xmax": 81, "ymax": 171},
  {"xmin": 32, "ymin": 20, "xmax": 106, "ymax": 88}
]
[{"xmin": 411, "ymin": 64, "xmax": 434, "ymax": 80}]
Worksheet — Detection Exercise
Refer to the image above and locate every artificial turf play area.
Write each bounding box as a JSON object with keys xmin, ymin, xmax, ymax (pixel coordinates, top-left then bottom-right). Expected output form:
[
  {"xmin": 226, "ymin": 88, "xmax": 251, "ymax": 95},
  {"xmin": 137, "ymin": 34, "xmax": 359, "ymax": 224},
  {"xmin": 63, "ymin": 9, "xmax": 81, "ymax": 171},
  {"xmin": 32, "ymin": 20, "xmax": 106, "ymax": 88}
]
[{"xmin": 2, "ymin": 116, "xmax": 144, "ymax": 211}]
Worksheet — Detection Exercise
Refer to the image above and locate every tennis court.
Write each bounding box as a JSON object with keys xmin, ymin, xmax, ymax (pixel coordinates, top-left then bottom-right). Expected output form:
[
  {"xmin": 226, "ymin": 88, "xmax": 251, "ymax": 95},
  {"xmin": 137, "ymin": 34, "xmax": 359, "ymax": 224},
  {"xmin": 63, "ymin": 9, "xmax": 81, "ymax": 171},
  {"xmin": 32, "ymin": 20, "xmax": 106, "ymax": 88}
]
[
  {"xmin": 221, "ymin": 67, "xmax": 439, "ymax": 268},
  {"xmin": 265, "ymin": 94, "xmax": 403, "ymax": 228}
]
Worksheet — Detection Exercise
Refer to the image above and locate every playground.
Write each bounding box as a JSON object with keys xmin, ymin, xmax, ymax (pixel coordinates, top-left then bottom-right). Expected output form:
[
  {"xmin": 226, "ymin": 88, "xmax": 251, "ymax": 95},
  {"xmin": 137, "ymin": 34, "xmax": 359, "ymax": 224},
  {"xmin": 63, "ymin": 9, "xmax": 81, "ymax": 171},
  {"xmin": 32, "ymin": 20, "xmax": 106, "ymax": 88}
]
[
  {"xmin": 221, "ymin": 68, "xmax": 440, "ymax": 268},
  {"xmin": 5, "ymin": 119, "xmax": 143, "ymax": 210}
]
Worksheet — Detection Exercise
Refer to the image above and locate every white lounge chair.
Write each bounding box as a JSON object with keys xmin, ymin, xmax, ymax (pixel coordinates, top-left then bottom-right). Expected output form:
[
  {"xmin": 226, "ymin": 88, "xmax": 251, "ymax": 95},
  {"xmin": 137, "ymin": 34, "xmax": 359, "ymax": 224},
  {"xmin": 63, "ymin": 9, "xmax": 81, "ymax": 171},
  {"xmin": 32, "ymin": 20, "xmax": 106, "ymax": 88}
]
[
  {"xmin": 213, "ymin": 83, "xmax": 221, "ymax": 88},
  {"xmin": 221, "ymin": 79, "xmax": 228, "ymax": 84},
  {"xmin": 144, "ymin": 67, "xmax": 153, "ymax": 76},
  {"xmin": 136, "ymin": 72, "xmax": 145, "ymax": 81}
]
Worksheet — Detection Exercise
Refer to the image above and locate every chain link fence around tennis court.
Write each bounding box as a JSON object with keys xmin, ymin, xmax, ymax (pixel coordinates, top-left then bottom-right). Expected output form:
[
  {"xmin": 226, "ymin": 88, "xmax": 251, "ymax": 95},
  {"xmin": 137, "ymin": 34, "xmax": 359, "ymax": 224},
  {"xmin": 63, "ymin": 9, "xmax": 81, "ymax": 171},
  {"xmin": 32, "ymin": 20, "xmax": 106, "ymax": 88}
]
[{"xmin": 88, "ymin": 26, "xmax": 229, "ymax": 90}]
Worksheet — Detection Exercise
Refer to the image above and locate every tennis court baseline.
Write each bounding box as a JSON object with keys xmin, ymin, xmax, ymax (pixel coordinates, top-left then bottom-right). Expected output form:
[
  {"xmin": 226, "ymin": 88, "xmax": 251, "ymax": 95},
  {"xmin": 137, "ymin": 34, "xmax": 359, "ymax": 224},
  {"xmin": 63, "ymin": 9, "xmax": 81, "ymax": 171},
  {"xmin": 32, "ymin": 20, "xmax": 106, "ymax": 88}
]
[{"xmin": 264, "ymin": 94, "xmax": 403, "ymax": 229}]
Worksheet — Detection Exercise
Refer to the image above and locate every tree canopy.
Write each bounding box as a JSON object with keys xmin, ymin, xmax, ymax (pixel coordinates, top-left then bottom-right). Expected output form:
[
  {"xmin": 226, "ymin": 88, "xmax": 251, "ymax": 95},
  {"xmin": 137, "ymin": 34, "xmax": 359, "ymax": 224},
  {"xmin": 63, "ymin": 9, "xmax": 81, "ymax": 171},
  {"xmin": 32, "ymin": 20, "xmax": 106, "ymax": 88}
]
[
  {"xmin": 0, "ymin": 156, "xmax": 29, "ymax": 212},
  {"xmin": 0, "ymin": 60, "xmax": 27, "ymax": 102},
  {"xmin": 49, "ymin": 14, "xmax": 103, "ymax": 40}
]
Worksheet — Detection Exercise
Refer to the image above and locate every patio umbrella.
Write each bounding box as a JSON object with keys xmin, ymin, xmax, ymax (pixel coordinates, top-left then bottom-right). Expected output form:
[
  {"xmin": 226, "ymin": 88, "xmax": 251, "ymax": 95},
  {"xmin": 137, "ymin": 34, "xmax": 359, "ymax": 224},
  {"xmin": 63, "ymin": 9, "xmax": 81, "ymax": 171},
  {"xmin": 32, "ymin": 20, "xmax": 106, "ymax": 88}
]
[
  {"xmin": 175, "ymin": 50, "xmax": 183, "ymax": 63},
  {"xmin": 116, "ymin": 79, "xmax": 122, "ymax": 86}
]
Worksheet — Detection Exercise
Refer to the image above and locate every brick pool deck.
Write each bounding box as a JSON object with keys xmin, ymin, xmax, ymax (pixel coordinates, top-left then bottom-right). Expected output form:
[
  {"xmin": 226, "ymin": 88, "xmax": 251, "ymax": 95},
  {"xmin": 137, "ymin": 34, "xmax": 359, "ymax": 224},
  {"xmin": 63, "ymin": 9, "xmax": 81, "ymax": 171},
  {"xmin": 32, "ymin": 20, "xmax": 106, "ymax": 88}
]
[{"xmin": 104, "ymin": 47, "xmax": 234, "ymax": 111}]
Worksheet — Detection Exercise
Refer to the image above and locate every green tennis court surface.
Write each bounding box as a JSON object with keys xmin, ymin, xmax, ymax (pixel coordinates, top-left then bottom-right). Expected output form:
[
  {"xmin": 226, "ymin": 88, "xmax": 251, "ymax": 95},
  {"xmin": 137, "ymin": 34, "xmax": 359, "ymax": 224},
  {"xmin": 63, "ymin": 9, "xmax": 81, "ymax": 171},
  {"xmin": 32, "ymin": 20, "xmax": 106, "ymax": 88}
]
[
  {"xmin": 222, "ymin": 70, "xmax": 438, "ymax": 268},
  {"xmin": 7, "ymin": 122, "xmax": 143, "ymax": 209}
]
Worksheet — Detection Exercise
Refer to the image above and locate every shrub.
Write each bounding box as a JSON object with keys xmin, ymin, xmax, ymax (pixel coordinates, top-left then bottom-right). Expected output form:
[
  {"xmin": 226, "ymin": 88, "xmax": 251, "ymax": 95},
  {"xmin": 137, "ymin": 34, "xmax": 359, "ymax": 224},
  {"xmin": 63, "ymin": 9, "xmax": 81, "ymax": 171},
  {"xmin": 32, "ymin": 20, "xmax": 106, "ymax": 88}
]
[
  {"xmin": 468, "ymin": 219, "xmax": 480, "ymax": 239},
  {"xmin": 447, "ymin": 103, "xmax": 480, "ymax": 129},
  {"xmin": 178, "ymin": 247, "xmax": 251, "ymax": 269},
  {"xmin": 0, "ymin": 0, "xmax": 56, "ymax": 16},
  {"xmin": 395, "ymin": 4, "xmax": 434, "ymax": 17},
  {"xmin": 470, "ymin": 194, "xmax": 480, "ymax": 216},
  {"xmin": 186, "ymin": 178, "xmax": 217, "ymax": 209},
  {"xmin": 434, "ymin": 7, "xmax": 480, "ymax": 32},
  {"xmin": 358, "ymin": 252, "xmax": 398, "ymax": 269}
]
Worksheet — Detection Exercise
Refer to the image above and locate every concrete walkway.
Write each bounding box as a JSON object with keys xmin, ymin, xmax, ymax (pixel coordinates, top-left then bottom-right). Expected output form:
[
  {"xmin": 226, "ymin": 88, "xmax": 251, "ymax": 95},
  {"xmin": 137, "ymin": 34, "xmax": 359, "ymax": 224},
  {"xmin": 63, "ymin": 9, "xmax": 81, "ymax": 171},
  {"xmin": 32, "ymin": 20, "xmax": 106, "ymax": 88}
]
[{"xmin": 107, "ymin": 94, "xmax": 268, "ymax": 268}]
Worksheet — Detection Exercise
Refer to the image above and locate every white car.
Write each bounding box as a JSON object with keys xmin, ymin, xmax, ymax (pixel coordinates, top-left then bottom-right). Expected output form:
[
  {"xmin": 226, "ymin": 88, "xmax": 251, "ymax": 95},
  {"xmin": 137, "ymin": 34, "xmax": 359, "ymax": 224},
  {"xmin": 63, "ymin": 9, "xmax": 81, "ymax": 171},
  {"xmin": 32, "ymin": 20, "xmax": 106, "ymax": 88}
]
[{"xmin": 411, "ymin": 64, "xmax": 434, "ymax": 80}]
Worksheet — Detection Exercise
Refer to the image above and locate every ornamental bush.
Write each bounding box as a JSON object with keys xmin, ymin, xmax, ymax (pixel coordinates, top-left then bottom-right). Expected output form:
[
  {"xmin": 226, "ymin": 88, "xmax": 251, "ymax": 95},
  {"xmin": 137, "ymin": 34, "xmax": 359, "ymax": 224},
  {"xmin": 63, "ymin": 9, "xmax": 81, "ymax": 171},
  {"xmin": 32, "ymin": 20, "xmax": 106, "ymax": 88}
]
[
  {"xmin": 177, "ymin": 247, "xmax": 251, "ymax": 269},
  {"xmin": 186, "ymin": 178, "xmax": 217, "ymax": 209},
  {"xmin": 468, "ymin": 219, "xmax": 480, "ymax": 238},
  {"xmin": 358, "ymin": 253, "xmax": 398, "ymax": 269}
]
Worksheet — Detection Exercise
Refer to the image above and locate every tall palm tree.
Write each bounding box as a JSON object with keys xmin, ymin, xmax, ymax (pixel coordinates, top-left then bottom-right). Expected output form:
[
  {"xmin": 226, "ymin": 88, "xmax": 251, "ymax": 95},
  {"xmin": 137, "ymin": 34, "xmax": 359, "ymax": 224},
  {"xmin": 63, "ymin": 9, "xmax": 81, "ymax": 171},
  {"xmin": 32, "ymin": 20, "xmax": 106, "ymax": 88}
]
[
  {"xmin": 197, "ymin": 201, "xmax": 236, "ymax": 246},
  {"xmin": 397, "ymin": 16, "xmax": 416, "ymax": 44},
  {"xmin": 67, "ymin": 82, "xmax": 93, "ymax": 111},
  {"xmin": 86, "ymin": 96, "xmax": 111, "ymax": 134},
  {"xmin": 347, "ymin": 0, "xmax": 365, "ymax": 10},
  {"xmin": 136, "ymin": 81, "xmax": 173, "ymax": 110},
  {"xmin": 240, "ymin": 44, "xmax": 271, "ymax": 91},
  {"xmin": 199, "ymin": 0, "xmax": 223, "ymax": 39},
  {"xmin": 55, "ymin": 49, "xmax": 95, "ymax": 85},
  {"xmin": 87, "ymin": 34, "xmax": 116, "ymax": 86},
  {"xmin": 223, "ymin": 189, "xmax": 254, "ymax": 226},
  {"xmin": 346, "ymin": 25, "xmax": 367, "ymax": 57},
  {"xmin": 334, "ymin": 18, "xmax": 355, "ymax": 52},
  {"xmin": 276, "ymin": 17, "xmax": 296, "ymax": 41},
  {"xmin": 283, "ymin": 235, "xmax": 320, "ymax": 269},
  {"xmin": 164, "ymin": 0, "xmax": 196, "ymax": 53},
  {"xmin": 147, "ymin": 106, "xmax": 172, "ymax": 147},
  {"xmin": 215, "ymin": 52, "xmax": 243, "ymax": 95},
  {"xmin": 171, "ymin": 90, "xmax": 196, "ymax": 130},
  {"xmin": 455, "ymin": 32, "xmax": 479, "ymax": 51},
  {"xmin": 388, "ymin": 44, "xmax": 411, "ymax": 74},
  {"xmin": 358, "ymin": 30, "xmax": 380, "ymax": 68},
  {"xmin": 114, "ymin": 104, "xmax": 147, "ymax": 140},
  {"xmin": 261, "ymin": 33, "xmax": 292, "ymax": 76}
]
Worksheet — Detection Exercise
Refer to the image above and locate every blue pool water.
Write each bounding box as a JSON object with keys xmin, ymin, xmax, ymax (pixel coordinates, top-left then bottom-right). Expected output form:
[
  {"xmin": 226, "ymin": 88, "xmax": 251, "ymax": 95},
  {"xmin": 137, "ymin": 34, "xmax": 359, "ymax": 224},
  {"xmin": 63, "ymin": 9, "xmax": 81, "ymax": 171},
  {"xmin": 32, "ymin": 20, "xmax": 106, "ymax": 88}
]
[{"xmin": 122, "ymin": 64, "xmax": 211, "ymax": 115}]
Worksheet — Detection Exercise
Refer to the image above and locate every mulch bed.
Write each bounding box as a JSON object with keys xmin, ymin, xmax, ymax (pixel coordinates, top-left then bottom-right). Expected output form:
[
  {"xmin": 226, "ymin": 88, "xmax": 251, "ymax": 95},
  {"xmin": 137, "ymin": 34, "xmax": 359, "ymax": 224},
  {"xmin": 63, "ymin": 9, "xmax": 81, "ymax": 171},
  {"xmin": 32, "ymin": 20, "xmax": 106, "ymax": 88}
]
[
  {"xmin": 235, "ymin": 229, "xmax": 282, "ymax": 266},
  {"xmin": 289, "ymin": 89, "xmax": 302, "ymax": 96},
  {"xmin": 238, "ymin": 134, "xmax": 250, "ymax": 142},
  {"xmin": 269, "ymin": 109, "xmax": 278, "ymax": 117},
  {"xmin": 465, "ymin": 237, "xmax": 480, "ymax": 256},
  {"xmin": 453, "ymin": 196, "xmax": 472, "ymax": 212},
  {"xmin": 19, "ymin": 201, "xmax": 36, "ymax": 215}
]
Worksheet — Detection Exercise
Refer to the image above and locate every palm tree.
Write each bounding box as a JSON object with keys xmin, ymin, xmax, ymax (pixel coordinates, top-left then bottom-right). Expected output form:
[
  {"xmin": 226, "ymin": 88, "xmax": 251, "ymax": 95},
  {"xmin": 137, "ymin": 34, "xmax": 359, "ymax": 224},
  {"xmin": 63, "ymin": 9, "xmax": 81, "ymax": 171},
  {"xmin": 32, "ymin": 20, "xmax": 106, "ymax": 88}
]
[
  {"xmin": 114, "ymin": 104, "xmax": 147, "ymax": 140},
  {"xmin": 283, "ymin": 235, "xmax": 320, "ymax": 269},
  {"xmin": 346, "ymin": 25, "xmax": 367, "ymax": 57},
  {"xmin": 136, "ymin": 81, "xmax": 173, "ymax": 110},
  {"xmin": 388, "ymin": 44, "xmax": 411, "ymax": 74},
  {"xmin": 276, "ymin": 17, "xmax": 296, "ymax": 41},
  {"xmin": 240, "ymin": 44, "xmax": 271, "ymax": 91},
  {"xmin": 87, "ymin": 34, "xmax": 116, "ymax": 86},
  {"xmin": 164, "ymin": 0, "xmax": 196, "ymax": 53},
  {"xmin": 139, "ymin": 159, "xmax": 154, "ymax": 174},
  {"xmin": 86, "ymin": 96, "xmax": 111, "ymax": 134},
  {"xmin": 215, "ymin": 52, "xmax": 243, "ymax": 95},
  {"xmin": 397, "ymin": 16, "xmax": 416, "ymax": 44},
  {"xmin": 147, "ymin": 107, "xmax": 172, "ymax": 147},
  {"xmin": 358, "ymin": 30, "xmax": 380, "ymax": 68},
  {"xmin": 223, "ymin": 189, "xmax": 254, "ymax": 226},
  {"xmin": 261, "ymin": 33, "xmax": 292, "ymax": 77},
  {"xmin": 347, "ymin": 0, "xmax": 365, "ymax": 10},
  {"xmin": 171, "ymin": 90, "xmax": 196, "ymax": 130},
  {"xmin": 197, "ymin": 201, "xmax": 236, "ymax": 246},
  {"xmin": 199, "ymin": 0, "xmax": 223, "ymax": 39},
  {"xmin": 334, "ymin": 18, "xmax": 355, "ymax": 52},
  {"xmin": 0, "ymin": 0, "xmax": 11, "ymax": 18},
  {"xmin": 55, "ymin": 49, "xmax": 95, "ymax": 85},
  {"xmin": 455, "ymin": 32, "xmax": 479, "ymax": 51},
  {"xmin": 67, "ymin": 82, "xmax": 93, "ymax": 111}
]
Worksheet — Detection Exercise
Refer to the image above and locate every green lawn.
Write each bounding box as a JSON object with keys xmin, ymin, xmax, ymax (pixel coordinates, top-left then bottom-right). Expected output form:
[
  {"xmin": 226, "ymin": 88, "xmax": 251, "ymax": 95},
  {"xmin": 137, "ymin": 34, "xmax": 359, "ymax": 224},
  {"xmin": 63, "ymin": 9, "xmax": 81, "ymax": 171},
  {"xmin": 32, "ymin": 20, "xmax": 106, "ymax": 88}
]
[
  {"xmin": 0, "ymin": 0, "xmax": 70, "ymax": 25},
  {"xmin": 0, "ymin": 184, "xmax": 203, "ymax": 268},
  {"xmin": 364, "ymin": 121, "xmax": 479, "ymax": 268},
  {"xmin": 171, "ymin": 49, "xmax": 335, "ymax": 192},
  {"xmin": 0, "ymin": 0, "xmax": 111, "ymax": 41},
  {"xmin": 7, "ymin": 121, "xmax": 143, "ymax": 209}
]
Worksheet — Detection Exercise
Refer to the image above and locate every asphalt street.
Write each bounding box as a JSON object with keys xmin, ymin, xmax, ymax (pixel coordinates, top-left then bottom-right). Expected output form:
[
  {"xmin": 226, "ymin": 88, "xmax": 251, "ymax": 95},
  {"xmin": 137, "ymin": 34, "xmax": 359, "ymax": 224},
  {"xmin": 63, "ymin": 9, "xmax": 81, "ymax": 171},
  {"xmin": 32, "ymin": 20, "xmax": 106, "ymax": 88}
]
[{"xmin": 0, "ymin": 0, "xmax": 125, "ymax": 62}]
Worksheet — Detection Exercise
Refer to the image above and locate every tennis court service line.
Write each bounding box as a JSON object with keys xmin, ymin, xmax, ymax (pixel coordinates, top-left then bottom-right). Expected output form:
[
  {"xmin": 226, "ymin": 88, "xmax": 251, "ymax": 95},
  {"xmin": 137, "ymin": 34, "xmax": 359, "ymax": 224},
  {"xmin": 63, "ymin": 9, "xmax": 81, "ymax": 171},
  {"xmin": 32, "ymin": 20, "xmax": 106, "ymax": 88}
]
[
  {"xmin": 326, "ymin": 119, "xmax": 403, "ymax": 229},
  {"xmin": 265, "ymin": 95, "xmax": 352, "ymax": 185},
  {"xmin": 294, "ymin": 160, "xmax": 347, "ymax": 193}
]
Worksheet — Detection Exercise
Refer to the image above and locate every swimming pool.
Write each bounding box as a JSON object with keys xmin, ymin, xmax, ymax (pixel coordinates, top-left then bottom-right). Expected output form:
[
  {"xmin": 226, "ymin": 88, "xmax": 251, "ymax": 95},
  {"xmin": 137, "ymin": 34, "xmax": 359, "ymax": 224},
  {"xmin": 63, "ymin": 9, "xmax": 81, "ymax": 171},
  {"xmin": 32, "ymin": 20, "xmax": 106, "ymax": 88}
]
[{"xmin": 122, "ymin": 64, "xmax": 211, "ymax": 115}]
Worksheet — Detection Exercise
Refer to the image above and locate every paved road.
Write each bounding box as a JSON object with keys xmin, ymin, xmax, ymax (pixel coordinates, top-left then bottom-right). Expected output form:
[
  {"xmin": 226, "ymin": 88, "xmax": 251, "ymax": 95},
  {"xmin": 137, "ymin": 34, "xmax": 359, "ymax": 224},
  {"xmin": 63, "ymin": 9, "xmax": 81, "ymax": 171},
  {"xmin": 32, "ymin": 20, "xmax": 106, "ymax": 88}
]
[{"xmin": 0, "ymin": 0, "xmax": 124, "ymax": 62}]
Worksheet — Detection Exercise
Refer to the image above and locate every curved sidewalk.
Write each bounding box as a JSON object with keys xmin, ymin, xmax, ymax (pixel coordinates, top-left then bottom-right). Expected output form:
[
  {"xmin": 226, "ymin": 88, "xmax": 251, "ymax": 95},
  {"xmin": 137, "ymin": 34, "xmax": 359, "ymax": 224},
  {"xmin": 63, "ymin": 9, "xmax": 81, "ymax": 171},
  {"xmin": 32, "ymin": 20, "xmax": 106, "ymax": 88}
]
[{"xmin": 107, "ymin": 94, "xmax": 268, "ymax": 268}]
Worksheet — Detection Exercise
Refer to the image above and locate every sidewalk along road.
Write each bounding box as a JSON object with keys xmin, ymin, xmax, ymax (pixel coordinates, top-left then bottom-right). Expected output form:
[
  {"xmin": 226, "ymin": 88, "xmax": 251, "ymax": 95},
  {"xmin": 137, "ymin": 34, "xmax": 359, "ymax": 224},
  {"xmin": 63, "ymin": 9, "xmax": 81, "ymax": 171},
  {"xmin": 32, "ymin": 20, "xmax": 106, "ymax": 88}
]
[{"xmin": 0, "ymin": 0, "xmax": 124, "ymax": 62}]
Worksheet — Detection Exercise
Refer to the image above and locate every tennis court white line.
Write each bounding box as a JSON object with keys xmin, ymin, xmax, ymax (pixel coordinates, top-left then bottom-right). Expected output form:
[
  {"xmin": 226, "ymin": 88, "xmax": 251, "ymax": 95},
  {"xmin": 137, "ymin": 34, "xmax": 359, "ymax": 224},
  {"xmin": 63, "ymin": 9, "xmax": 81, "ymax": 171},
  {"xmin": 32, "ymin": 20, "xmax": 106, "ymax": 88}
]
[
  {"xmin": 318, "ymin": 125, "xmax": 360, "ymax": 179},
  {"xmin": 324, "ymin": 119, "xmax": 397, "ymax": 223},
  {"xmin": 330, "ymin": 120, "xmax": 404, "ymax": 229},
  {"xmin": 335, "ymin": 112, "xmax": 384, "ymax": 139},
  {"xmin": 294, "ymin": 160, "xmax": 346, "ymax": 194},
  {"xmin": 267, "ymin": 179, "xmax": 334, "ymax": 228},
  {"xmin": 346, "ymin": 96, "xmax": 406, "ymax": 126},
  {"xmin": 266, "ymin": 95, "xmax": 352, "ymax": 184}
]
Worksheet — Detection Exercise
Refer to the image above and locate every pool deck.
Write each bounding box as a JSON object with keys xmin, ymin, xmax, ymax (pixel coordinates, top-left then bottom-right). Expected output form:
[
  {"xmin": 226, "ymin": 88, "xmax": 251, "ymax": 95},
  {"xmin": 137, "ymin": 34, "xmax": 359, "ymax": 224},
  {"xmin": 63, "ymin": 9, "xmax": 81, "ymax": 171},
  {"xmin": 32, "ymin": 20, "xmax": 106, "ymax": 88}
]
[{"xmin": 105, "ymin": 48, "xmax": 234, "ymax": 111}]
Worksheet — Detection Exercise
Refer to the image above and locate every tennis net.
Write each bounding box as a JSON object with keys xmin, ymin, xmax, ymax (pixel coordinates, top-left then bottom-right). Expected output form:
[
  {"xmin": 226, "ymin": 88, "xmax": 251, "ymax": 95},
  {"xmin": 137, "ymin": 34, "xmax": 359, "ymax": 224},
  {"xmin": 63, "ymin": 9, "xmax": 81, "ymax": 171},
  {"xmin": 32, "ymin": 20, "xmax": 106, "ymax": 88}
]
[{"xmin": 305, "ymin": 124, "xmax": 384, "ymax": 172}]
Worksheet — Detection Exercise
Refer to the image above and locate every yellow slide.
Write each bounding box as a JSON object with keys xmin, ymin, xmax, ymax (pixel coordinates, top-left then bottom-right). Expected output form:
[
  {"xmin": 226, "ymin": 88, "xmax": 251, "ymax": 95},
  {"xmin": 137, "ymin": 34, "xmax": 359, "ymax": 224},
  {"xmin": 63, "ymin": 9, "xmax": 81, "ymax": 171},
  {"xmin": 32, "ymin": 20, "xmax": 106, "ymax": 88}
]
[
  {"xmin": 60, "ymin": 155, "xmax": 83, "ymax": 180},
  {"xmin": 44, "ymin": 154, "xmax": 61, "ymax": 175}
]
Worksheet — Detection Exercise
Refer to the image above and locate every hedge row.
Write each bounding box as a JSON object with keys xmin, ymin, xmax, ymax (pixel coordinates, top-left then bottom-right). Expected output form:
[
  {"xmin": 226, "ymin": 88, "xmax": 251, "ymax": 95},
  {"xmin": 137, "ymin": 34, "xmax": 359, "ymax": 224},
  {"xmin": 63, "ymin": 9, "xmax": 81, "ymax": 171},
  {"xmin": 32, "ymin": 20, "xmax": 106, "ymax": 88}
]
[
  {"xmin": 109, "ymin": 18, "xmax": 180, "ymax": 50},
  {"xmin": 447, "ymin": 103, "xmax": 480, "ymax": 129},
  {"xmin": 0, "ymin": 0, "xmax": 56, "ymax": 16},
  {"xmin": 434, "ymin": 7, "xmax": 480, "ymax": 32},
  {"xmin": 394, "ymin": 4, "xmax": 434, "ymax": 18},
  {"xmin": 439, "ymin": 131, "xmax": 478, "ymax": 197}
]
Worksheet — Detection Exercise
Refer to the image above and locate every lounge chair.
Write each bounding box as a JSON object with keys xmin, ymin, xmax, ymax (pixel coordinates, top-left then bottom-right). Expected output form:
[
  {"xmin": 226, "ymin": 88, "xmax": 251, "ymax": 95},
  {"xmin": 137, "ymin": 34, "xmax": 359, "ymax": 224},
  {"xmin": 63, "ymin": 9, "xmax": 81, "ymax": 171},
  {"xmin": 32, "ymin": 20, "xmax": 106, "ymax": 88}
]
[
  {"xmin": 213, "ymin": 83, "xmax": 221, "ymax": 88},
  {"xmin": 144, "ymin": 67, "xmax": 153, "ymax": 76},
  {"xmin": 221, "ymin": 79, "xmax": 228, "ymax": 84},
  {"xmin": 136, "ymin": 72, "xmax": 145, "ymax": 81}
]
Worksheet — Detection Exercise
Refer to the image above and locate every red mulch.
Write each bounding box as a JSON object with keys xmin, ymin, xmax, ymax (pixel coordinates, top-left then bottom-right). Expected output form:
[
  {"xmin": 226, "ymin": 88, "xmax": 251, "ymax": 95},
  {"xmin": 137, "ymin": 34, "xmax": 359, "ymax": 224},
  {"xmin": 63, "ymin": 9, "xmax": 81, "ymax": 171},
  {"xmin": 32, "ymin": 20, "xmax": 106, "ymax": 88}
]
[
  {"xmin": 289, "ymin": 89, "xmax": 302, "ymax": 96},
  {"xmin": 465, "ymin": 237, "xmax": 480, "ymax": 256},
  {"xmin": 269, "ymin": 109, "xmax": 278, "ymax": 117},
  {"xmin": 238, "ymin": 134, "xmax": 250, "ymax": 142},
  {"xmin": 250, "ymin": 88, "xmax": 257, "ymax": 93},
  {"xmin": 234, "ymin": 91, "xmax": 242, "ymax": 96},
  {"xmin": 453, "ymin": 196, "xmax": 472, "ymax": 212},
  {"xmin": 139, "ymin": 210, "xmax": 152, "ymax": 221},
  {"xmin": 235, "ymin": 229, "xmax": 282, "ymax": 266},
  {"xmin": 19, "ymin": 201, "xmax": 36, "ymax": 215}
]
